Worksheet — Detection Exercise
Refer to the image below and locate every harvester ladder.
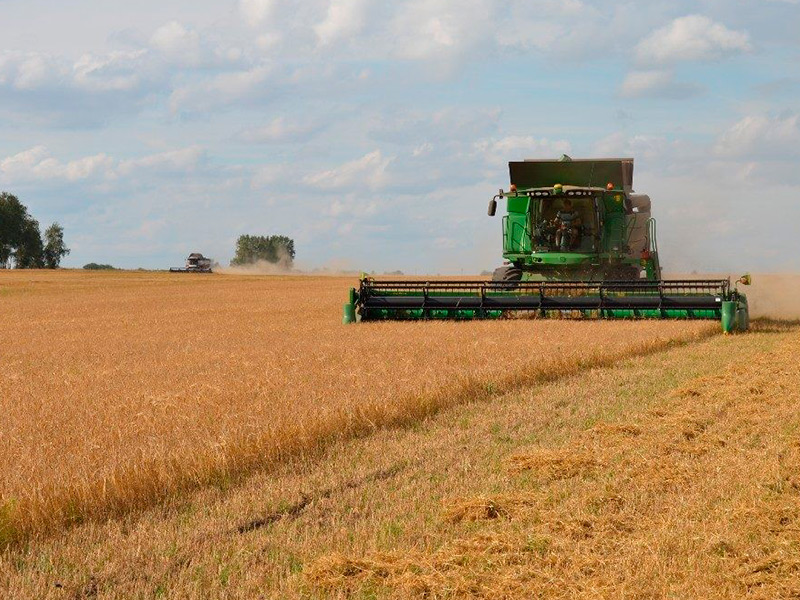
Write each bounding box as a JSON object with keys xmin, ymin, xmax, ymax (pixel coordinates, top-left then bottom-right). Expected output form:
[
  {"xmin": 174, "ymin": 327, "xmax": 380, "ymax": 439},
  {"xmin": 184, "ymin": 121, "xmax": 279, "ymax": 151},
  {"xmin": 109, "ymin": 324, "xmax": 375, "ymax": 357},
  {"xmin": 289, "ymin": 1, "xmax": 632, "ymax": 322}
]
[{"xmin": 647, "ymin": 218, "xmax": 660, "ymax": 256}]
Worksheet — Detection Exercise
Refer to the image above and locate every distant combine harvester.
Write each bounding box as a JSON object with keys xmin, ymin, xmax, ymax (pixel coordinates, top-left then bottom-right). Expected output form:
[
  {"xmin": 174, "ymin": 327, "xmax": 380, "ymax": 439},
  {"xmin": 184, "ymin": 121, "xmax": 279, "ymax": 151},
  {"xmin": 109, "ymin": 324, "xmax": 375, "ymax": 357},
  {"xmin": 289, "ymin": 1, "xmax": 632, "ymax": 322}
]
[{"xmin": 169, "ymin": 253, "xmax": 213, "ymax": 273}]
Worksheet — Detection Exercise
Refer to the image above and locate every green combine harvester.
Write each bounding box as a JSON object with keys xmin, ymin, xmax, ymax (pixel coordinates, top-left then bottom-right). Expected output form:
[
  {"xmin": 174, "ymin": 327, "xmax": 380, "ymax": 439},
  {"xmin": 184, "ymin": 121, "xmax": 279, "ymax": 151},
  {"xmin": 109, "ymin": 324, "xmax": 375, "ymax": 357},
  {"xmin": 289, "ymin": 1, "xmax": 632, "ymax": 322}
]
[{"xmin": 343, "ymin": 156, "xmax": 750, "ymax": 332}]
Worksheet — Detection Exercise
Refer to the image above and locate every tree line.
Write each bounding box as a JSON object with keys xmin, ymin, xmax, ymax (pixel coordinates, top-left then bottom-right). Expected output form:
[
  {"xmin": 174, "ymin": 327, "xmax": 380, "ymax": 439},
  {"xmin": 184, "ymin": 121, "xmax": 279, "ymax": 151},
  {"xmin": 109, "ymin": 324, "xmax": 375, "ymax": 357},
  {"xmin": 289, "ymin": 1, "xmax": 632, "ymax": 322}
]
[
  {"xmin": 230, "ymin": 234, "xmax": 295, "ymax": 266},
  {"xmin": 0, "ymin": 192, "xmax": 70, "ymax": 269},
  {"xmin": 1, "ymin": 192, "xmax": 295, "ymax": 270}
]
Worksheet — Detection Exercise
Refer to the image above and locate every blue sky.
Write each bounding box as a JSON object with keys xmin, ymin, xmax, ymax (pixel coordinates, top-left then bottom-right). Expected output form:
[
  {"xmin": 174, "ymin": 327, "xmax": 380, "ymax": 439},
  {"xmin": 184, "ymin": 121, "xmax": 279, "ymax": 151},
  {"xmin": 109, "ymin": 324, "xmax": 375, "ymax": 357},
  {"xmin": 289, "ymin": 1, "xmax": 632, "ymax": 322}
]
[{"xmin": 1, "ymin": 0, "xmax": 798, "ymax": 273}]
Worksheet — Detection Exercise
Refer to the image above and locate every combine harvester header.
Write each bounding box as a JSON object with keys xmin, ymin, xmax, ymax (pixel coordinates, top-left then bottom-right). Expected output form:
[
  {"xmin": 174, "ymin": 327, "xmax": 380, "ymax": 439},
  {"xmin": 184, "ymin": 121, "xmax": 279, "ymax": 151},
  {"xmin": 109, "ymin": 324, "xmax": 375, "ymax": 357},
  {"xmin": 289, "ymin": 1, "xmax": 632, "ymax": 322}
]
[{"xmin": 343, "ymin": 156, "xmax": 750, "ymax": 333}]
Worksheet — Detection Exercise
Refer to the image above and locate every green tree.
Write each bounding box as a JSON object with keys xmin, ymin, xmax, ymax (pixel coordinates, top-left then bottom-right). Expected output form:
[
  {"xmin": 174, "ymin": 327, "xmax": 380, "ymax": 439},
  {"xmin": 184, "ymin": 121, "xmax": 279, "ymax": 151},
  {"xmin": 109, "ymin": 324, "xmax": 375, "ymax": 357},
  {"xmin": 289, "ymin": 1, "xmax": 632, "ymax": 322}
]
[
  {"xmin": 0, "ymin": 192, "xmax": 45, "ymax": 268},
  {"xmin": 0, "ymin": 192, "xmax": 27, "ymax": 267},
  {"xmin": 14, "ymin": 218, "xmax": 45, "ymax": 268},
  {"xmin": 43, "ymin": 222, "xmax": 70, "ymax": 268},
  {"xmin": 230, "ymin": 234, "xmax": 295, "ymax": 267}
]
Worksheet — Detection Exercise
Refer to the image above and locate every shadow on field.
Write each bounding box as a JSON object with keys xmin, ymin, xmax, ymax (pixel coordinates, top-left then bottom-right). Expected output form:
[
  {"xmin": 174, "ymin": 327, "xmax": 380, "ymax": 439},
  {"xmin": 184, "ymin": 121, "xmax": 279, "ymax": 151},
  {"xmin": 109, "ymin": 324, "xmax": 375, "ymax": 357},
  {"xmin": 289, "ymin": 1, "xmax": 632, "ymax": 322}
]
[{"xmin": 749, "ymin": 318, "xmax": 800, "ymax": 334}]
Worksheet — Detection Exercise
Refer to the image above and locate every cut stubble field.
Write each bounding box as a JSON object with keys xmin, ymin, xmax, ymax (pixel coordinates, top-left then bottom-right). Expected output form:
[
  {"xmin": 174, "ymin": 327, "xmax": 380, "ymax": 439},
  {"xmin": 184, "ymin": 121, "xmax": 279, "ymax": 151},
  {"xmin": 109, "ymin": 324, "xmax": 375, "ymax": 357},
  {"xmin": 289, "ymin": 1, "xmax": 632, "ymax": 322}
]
[{"xmin": 0, "ymin": 270, "xmax": 716, "ymax": 544}]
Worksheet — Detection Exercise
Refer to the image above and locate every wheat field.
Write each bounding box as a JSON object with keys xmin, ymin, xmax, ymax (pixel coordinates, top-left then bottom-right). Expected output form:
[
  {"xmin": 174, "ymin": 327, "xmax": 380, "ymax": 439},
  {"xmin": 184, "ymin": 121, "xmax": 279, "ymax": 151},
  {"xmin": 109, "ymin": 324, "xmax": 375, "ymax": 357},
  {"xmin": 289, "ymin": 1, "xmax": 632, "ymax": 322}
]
[
  {"xmin": 0, "ymin": 270, "xmax": 715, "ymax": 544},
  {"xmin": 0, "ymin": 294, "xmax": 795, "ymax": 599},
  {"xmin": 308, "ymin": 320, "xmax": 800, "ymax": 599}
]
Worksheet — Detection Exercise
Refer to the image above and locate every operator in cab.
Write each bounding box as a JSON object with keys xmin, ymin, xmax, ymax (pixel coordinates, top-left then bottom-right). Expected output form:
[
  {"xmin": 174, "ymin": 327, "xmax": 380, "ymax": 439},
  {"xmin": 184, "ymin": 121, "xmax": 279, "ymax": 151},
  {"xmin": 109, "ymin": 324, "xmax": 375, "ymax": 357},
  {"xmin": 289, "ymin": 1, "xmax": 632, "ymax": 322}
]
[{"xmin": 554, "ymin": 199, "xmax": 581, "ymax": 250}]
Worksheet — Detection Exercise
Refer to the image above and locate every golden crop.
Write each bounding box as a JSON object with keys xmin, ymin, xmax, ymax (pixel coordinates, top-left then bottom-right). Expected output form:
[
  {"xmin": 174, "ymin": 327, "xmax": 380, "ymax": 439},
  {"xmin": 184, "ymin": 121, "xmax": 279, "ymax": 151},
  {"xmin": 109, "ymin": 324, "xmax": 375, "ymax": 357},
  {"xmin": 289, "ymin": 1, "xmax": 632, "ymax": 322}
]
[
  {"xmin": 0, "ymin": 270, "xmax": 715, "ymax": 543},
  {"xmin": 309, "ymin": 322, "xmax": 800, "ymax": 599}
]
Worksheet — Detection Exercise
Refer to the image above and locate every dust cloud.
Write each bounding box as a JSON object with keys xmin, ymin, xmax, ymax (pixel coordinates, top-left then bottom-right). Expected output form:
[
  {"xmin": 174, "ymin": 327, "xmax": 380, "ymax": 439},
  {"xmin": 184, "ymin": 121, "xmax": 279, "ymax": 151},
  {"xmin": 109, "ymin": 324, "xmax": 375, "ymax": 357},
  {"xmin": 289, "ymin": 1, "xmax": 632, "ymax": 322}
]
[
  {"xmin": 742, "ymin": 274, "xmax": 800, "ymax": 320},
  {"xmin": 217, "ymin": 259, "xmax": 294, "ymax": 275},
  {"xmin": 217, "ymin": 252, "xmax": 360, "ymax": 277},
  {"xmin": 669, "ymin": 272, "xmax": 800, "ymax": 320},
  {"xmin": 217, "ymin": 246, "xmax": 297, "ymax": 275}
]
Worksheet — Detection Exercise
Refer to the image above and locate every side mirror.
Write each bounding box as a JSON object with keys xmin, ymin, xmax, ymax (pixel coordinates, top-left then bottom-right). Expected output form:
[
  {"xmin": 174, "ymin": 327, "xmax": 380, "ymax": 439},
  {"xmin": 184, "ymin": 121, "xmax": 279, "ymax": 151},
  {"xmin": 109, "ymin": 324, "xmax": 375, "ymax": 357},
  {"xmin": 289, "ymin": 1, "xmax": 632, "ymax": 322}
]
[{"xmin": 487, "ymin": 198, "xmax": 497, "ymax": 216}]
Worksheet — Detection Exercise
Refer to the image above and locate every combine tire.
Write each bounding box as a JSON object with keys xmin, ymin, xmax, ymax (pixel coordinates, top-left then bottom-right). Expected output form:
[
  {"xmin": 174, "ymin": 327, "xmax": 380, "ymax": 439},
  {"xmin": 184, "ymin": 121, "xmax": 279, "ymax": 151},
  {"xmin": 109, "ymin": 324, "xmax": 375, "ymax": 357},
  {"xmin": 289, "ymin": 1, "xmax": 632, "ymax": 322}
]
[{"xmin": 492, "ymin": 266, "xmax": 523, "ymax": 288}]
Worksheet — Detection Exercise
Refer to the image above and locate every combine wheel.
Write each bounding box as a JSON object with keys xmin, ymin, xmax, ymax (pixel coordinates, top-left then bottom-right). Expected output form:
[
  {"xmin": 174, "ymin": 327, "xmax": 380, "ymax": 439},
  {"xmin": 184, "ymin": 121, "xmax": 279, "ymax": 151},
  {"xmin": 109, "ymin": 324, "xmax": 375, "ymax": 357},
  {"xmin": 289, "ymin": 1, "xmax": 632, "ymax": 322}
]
[{"xmin": 492, "ymin": 266, "xmax": 523, "ymax": 289}]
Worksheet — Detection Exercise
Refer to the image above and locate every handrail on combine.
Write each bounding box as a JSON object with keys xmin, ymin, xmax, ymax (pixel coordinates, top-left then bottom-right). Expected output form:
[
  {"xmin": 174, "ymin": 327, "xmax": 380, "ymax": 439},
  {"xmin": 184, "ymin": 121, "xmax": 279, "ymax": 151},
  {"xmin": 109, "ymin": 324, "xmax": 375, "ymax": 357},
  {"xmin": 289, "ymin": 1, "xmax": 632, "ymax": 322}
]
[{"xmin": 647, "ymin": 217, "xmax": 658, "ymax": 255}]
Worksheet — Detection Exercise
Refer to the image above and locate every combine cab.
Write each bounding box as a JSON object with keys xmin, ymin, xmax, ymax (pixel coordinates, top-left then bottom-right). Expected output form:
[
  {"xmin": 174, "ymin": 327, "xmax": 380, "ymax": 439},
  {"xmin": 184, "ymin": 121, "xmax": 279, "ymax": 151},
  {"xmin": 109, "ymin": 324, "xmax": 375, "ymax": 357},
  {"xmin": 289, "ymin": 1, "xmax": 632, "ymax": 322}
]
[
  {"xmin": 492, "ymin": 157, "xmax": 659, "ymax": 282},
  {"xmin": 344, "ymin": 156, "xmax": 750, "ymax": 332},
  {"xmin": 169, "ymin": 253, "xmax": 213, "ymax": 273}
]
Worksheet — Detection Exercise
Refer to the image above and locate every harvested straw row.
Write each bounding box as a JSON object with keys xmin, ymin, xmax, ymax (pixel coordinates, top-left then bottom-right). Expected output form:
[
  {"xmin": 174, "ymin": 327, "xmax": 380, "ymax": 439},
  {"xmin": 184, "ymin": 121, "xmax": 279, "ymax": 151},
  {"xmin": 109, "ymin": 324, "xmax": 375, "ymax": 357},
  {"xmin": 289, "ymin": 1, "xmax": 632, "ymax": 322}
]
[{"xmin": 308, "ymin": 327, "xmax": 800, "ymax": 599}]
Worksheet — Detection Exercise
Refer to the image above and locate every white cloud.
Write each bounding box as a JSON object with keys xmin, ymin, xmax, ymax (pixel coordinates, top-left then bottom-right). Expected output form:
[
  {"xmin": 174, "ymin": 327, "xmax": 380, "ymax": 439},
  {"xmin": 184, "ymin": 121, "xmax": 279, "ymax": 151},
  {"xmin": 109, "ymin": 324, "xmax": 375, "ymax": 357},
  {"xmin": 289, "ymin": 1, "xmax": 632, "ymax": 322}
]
[
  {"xmin": 251, "ymin": 164, "xmax": 287, "ymax": 188},
  {"xmin": 150, "ymin": 21, "xmax": 202, "ymax": 66},
  {"xmin": 513, "ymin": 0, "xmax": 586, "ymax": 16},
  {"xmin": 117, "ymin": 146, "xmax": 206, "ymax": 175},
  {"xmin": 15, "ymin": 55, "xmax": 58, "ymax": 90},
  {"xmin": 0, "ymin": 52, "xmax": 63, "ymax": 90},
  {"xmin": 321, "ymin": 194, "xmax": 378, "ymax": 218},
  {"xmin": 592, "ymin": 133, "xmax": 669, "ymax": 160},
  {"xmin": 0, "ymin": 146, "xmax": 206, "ymax": 184},
  {"xmin": 148, "ymin": 21, "xmax": 242, "ymax": 69},
  {"xmin": 473, "ymin": 136, "xmax": 572, "ymax": 167},
  {"xmin": 314, "ymin": 0, "xmax": 368, "ymax": 46},
  {"xmin": 72, "ymin": 50, "xmax": 148, "ymax": 92},
  {"xmin": 327, "ymin": 198, "xmax": 346, "ymax": 217},
  {"xmin": 619, "ymin": 69, "xmax": 703, "ymax": 99},
  {"xmin": 63, "ymin": 154, "xmax": 116, "ymax": 181},
  {"xmin": 369, "ymin": 107, "xmax": 500, "ymax": 144},
  {"xmin": 636, "ymin": 15, "xmax": 751, "ymax": 64},
  {"xmin": 132, "ymin": 218, "xmax": 167, "ymax": 241},
  {"xmin": 304, "ymin": 150, "xmax": 391, "ymax": 190},
  {"xmin": 168, "ymin": 65, "xmax": 272, "ymax": 113},
  {"xmin": 238, "ymin": 117, "xmax": 320, "ymax": 143},
  {"xmin": 0, "ymin": 49, "xmax": 166, "ymax": 127},
  {"xmin": 0, "ymin": 146, "xmax": 114, "ymax": 182},
  {"xmin": 255, "ymin": 32, "xmax": 283, "ymax": 50},
  {"xmin": 0, "ymin": 49, "xmax": 154, "ymax": 96},
  {"xmin": 0, "ymin": 146, "xmax": 58, "ymax": 180},
  {"xmin": 714, "ymin": 113, "xmax": 800, "ymax": 158},
  {"xmin": 389, "ymin": 0, "xmax": 493, "ymax": 61},
  {"xmin": 239, "ymin": 0, "xmax": 275, "ymax": 26},
  {"xmin": 412, "ymin": 143, "xmax": 433, "ymax": 157},
  {"xmin": 496, "ymin": 0, "xmax": 612, "ymax": 60}
]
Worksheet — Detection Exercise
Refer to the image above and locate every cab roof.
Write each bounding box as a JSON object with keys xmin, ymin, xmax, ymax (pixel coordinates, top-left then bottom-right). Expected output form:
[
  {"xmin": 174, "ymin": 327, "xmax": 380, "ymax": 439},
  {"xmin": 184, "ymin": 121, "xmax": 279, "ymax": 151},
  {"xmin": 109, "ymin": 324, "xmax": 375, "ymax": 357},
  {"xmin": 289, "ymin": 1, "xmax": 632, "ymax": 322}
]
[{"xmin": 509, "ymin": 158, "xmax": 634, "ymax": 193}]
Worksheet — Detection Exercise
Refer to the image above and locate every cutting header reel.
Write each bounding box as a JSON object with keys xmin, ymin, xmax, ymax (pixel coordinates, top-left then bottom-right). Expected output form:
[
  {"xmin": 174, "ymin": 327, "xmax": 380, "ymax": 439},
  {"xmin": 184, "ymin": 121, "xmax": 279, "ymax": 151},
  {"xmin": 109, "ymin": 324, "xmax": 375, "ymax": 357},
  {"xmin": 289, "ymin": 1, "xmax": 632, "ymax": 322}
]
[{"xmin": 343, "ymin": 276, "xmax": 750, "ymax": 333}]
